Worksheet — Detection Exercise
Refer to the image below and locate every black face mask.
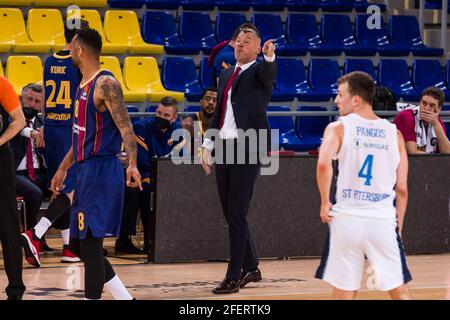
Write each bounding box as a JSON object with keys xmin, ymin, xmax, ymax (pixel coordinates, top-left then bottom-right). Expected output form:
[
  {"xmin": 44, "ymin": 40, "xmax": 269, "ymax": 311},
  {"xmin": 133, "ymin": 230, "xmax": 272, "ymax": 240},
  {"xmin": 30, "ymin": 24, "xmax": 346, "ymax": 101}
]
[
  {"xmin": 155, "ymin": 116, "xmax": 171, "ymax": 131},
  {"xmin": 23, "ymin": 107, "xmax": 38, "ymax": 120}
]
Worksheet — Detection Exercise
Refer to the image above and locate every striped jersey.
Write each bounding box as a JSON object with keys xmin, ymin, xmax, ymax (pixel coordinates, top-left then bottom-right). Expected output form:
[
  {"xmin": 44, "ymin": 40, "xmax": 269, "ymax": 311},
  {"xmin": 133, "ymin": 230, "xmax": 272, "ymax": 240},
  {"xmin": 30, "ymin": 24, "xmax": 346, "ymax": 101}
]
[{"xmin": 72, "ymin": 69, "xmax": 122, "ymax": 162}]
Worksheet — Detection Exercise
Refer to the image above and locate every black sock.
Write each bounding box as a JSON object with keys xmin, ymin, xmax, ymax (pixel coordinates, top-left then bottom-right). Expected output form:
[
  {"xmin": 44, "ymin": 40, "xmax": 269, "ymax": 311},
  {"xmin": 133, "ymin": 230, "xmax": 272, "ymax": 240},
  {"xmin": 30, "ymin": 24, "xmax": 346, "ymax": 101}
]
[{"xmin": 46, "ymin": 194, "xmax": 70, "ymax": 224}]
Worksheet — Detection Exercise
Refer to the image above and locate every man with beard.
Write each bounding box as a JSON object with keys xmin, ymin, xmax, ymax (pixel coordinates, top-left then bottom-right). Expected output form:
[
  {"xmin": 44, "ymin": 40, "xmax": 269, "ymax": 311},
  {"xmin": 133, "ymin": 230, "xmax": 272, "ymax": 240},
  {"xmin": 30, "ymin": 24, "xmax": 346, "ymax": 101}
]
[
  {"xmin": 181, "ymin": 87, "xmax": 218, "ymax": 158},
  {"xmin": 116, "ymin": 96, "xmax": 183, "ymax": 254}
]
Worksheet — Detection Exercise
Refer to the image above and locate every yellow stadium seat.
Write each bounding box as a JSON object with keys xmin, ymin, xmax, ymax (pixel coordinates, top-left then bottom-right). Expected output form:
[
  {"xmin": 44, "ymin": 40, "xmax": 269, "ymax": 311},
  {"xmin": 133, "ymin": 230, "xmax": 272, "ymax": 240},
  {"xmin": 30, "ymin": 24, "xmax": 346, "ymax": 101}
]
[
  {"xmin": 0, "ymin": 8, "xmax": 50, "ymax": 53},
  {"xmin": 33, "ymin": 0, "xmax": 71, "ymax": 6},
  {"xmin": 104, "ymin": 10, "xmax": 164, "ymax": 55},
  {"xmin": 123, "ymin": 57, "xmax": 184, "ymax": 103},
  {"xmin": 0, "ymin": 58, "xmax": 4, "ymax": 77},
  {"xmin": 100, "ymin": 56, "xmax": 146, "ymax": 102},
  {"xmin": 6, "ymin": 56, "xmax": 43, "ymax": 95},
  {"xmin": 67, "ymin": 9, "xmax": 126, "ymax": 54},
  {"xmin": 0, "ymin": 0, "xmax": 32, "ymax": 5},
  {"xmin": 73, "ymin": 0, "xmax": 107, "ymax": 7},
  {"xmin": 27, "ymin": 9, "xmax": 66, "ymax": 52},
  {"xmin": 34, "ymin": 1, "xmax": 107, "ymax": 6}
]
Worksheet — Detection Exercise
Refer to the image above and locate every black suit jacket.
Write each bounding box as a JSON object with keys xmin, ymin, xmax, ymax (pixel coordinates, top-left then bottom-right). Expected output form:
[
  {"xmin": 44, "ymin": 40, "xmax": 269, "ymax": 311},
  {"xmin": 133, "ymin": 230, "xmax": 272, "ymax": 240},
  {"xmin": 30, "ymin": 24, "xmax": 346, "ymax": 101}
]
[
  {"xmin": 207, "ymin": 57, "xmax": 277, "ymax": 154},
  {"xmin": 10, "ymin": 115, "xmax": 45, "ymax": 170}
]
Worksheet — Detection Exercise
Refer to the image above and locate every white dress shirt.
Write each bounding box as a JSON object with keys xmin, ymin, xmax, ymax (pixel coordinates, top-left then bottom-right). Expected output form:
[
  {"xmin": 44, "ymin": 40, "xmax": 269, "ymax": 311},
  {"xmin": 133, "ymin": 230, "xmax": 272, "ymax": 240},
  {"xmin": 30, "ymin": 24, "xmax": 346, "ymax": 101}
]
[
  {"xmin": 17, "ymin": 117, "xmax": 40, "ymax": 171},
  {"xmin": 202, "ymin": 54, "xmax": 276, "ymax": 151}
]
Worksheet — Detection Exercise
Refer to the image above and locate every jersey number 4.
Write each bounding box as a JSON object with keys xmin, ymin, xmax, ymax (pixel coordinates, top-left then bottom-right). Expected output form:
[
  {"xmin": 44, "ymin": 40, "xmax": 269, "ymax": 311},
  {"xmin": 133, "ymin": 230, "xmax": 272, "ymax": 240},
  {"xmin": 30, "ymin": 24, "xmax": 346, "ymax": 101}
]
[
  {"xmin": 45, "ymin": 80, "xmax": 71, "ymax": 109},
  {"xmin": 358, "ymin": 154, "xmax": 374, "ymax": 186}
]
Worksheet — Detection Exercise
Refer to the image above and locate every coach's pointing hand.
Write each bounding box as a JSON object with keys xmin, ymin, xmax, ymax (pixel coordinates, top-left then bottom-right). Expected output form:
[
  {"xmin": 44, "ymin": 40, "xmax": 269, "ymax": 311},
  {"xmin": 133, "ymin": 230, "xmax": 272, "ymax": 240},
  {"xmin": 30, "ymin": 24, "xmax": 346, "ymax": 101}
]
[{"xmin": 262, "ymin": 39, "xmax": 276, "ymax": 58}]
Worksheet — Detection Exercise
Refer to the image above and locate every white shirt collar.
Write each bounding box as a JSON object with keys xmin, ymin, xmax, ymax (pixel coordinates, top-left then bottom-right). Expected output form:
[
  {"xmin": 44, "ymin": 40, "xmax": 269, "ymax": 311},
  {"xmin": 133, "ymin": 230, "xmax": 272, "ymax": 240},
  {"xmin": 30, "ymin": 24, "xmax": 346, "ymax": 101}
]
[{"xmin": 235, "ymin": 60, "xmax": 256, "ymax": 72}]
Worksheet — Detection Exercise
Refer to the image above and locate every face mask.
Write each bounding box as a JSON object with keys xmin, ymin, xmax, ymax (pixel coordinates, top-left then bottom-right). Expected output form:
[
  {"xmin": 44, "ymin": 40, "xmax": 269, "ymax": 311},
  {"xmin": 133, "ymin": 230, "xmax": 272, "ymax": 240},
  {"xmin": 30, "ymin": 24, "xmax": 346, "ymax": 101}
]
[
  {"xmin": 155, "ymin": 116, "xmax": 171, "ymax": 131},
  {"xmin": 23, "ymin": 107, "xmax": 38, "ymax": 120}
]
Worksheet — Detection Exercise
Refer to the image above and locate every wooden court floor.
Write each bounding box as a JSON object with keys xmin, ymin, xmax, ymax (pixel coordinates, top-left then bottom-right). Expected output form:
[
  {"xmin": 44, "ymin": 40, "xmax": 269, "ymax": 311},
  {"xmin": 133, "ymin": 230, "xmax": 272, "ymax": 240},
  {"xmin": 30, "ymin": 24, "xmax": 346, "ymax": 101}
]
[{"xmin": 0, "ymin": 237, "xmax": 449, "ymax": 300}]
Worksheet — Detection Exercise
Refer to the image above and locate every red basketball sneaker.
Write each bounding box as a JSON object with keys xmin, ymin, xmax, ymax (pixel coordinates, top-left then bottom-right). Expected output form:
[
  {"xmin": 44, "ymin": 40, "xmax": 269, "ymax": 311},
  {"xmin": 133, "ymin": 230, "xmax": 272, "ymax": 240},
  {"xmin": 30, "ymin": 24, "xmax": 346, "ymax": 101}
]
[
  {"xmin": 61, "ymin": 245, "xmax": 81, "ymax": 263},
  {"xmin": 21, "ymin": 230, "xmax": 41, "ymax": 267}
]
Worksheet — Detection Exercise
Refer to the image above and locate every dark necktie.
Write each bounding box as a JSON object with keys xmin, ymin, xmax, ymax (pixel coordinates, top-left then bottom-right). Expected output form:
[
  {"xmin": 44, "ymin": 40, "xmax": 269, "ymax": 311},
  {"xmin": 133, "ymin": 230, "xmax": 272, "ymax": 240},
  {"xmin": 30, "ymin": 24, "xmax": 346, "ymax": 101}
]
[
  {"xmin": 218, "ymin": 66, "xmax": 241, "ymax": 129},
  {"xmin": 25, "ymin": 120, "xmax": 36, "ymax": 181}
]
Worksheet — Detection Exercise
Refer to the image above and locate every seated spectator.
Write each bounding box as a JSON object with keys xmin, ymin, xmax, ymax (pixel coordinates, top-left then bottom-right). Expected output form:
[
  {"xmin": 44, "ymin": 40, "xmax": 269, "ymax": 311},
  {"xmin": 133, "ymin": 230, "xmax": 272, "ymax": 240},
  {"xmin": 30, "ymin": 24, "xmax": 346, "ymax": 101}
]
[
  {"xmin": 116, "ymin": 96, "xmax": 184, "ymax": 254},
  {"xmin": 181, "ymin": 87, "xmax": 217, "ymax": 157},
  {"xmin": 10, "ymin": 83, "xmax": 48, "ymax": 229},
  {"xmin": 394, "ymin": 86, "xmax": 450, "ymax": 154}
]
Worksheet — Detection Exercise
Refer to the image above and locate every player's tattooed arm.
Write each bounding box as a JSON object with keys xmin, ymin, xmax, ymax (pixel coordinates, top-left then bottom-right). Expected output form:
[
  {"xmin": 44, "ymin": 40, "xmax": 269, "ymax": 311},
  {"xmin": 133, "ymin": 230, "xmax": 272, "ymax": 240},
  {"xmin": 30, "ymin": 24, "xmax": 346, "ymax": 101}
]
[
  {"xmin": 95, "ymin": 75, "xmax": 142, "ymax": 190},
  {"xmin": 95, "ymin": 75, "xmax": 137, "ymax": 165}
]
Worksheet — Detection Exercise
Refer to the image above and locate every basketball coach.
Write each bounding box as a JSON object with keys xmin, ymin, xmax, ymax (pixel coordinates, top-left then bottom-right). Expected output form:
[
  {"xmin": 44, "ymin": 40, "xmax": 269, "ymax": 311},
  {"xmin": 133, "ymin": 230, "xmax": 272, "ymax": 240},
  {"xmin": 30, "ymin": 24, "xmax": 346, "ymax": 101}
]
[{"xmin": 201, "ymin": 24, "xmax": 277, "ymax": 294}]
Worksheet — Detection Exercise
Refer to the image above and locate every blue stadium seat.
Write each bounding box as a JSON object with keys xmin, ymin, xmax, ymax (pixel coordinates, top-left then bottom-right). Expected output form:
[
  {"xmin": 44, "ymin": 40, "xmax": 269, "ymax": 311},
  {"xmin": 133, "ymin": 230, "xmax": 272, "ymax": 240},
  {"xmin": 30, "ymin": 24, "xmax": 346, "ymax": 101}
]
[
  {"xmin": 304, "ymin": 59, "xmax": 340, "ymax": 102},
  {"xmin": 321, "ymin": 14, "xmax": 375, "ymax": 56},
  {"xmin": 141, "ymin": 11, "xmax": 192, "ymax": 55},
  {"xmin": 272, "ymin": 58, "xmax": 311, "ymax": 102},
  {"xmin": 378, "ymin": 59, "xmax": 420, "ymax": 101},
  {"xmin": 318, "ymin": 0, "xmax": 353, "ymax": 12},
  {"xmin": 286, "ymin": 14, "xmax": 336, "ymax": 56},
  {"xmin": 446, "ymin": 60, "xmax": 450, "ymax": 91},
  {"xmin": 286, "ymin": 0, "xmax": 320, "ymax": 11},
  {"xmin": 425, "ymin": 0, "xmax": 450, "ymax": 12},
  {"xmin": 146, "ymin": 105, "xmax": 157, "ymax": 112},
  {"xmin": 179, "ymin": 12, "xmax": 217, "ymax": 54},
  {"xmin": 127, "ymin": 105, "xmax": 140, "ymax": 123},
  {"xmin": 344, "ymin": 59, "xmax": 376, "ymax": 81},
  {"xmin": 181, "ymin": 0, "xmax": 217, "ymax": 10},
  {"xmin": 215, "ymin": 12, "xmax": 247, "ymax": 43},
  {"xmin": 355, "ymin": 14, "xmax": 410, "ymax": 57},
  {"xmin": 109, "ymin": 0, "xmax": 144, "ymax": 8},
  {"xmin": 162, "ymin": 57, "xmax": 203, "ymax": 102},
  {"xmin": 267, "ymin": 106, "xmax": 304, "ymax": 150},
  {"xmin": 389, "ymin": 15, "xmax": 443, "ymax": 57},
  {"xmin": 412, "ymin": 60, "xmax": 450, "ymax": 100},
  {"xmin": 354, "ymin": 0, "xmax": 386, "ymax": 12},
  {"xmin": 216, "ymin": 0, "xmax": 252, "ymax": 10},
  {"xmin": 252, "ymin": 0, "xmax": 286, "ymax": 11},
  {"xmin": 144, "ymin": 0, "xmax": 181, "ymax": 9},
  {"xmin": 295, "ymin": 106, "xmax": 330, "ymax": 151},
  {"xmin": 252, "ymin": 14, "xmax": 305, "ymax": 56},
  {"xmin": 199, "ymin": 57, "xmax": 215, "ymax": 89},
  {"xmin": 184, "ymin": 105, "xmax": 201, "ymax": 112}
]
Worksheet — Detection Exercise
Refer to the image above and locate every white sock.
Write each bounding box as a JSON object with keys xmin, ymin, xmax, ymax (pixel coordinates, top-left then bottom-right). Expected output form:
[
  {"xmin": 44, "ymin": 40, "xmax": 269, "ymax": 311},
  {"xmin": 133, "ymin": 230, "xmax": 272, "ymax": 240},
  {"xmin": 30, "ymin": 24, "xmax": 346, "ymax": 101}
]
[
  {"xmin": 60, "ymin": 228, "xmax": 70, "ymax": 246},
  {"xmin": 105, "ymin": 275, "xmax": 133, "ymax": 300},
  {"xmin": 34, "ymin": 217, "xmax": 52, "ymax": 239}
]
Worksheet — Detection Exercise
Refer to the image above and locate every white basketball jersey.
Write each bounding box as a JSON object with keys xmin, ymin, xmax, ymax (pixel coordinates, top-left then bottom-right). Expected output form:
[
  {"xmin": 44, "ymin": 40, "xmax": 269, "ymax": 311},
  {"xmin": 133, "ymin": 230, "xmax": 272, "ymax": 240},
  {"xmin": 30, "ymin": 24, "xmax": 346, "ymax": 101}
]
[{"xmin": 331, "ymin": 113, "xmax": 400, "ymax": 219}]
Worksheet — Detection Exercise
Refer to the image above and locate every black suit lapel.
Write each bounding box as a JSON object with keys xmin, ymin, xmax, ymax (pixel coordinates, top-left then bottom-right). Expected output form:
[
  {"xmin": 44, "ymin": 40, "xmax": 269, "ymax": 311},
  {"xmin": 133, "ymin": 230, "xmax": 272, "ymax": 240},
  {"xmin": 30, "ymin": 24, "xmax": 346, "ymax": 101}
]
[{"xmin": 231, "ymin": 61, "xmax": 258, "ymax": 96}]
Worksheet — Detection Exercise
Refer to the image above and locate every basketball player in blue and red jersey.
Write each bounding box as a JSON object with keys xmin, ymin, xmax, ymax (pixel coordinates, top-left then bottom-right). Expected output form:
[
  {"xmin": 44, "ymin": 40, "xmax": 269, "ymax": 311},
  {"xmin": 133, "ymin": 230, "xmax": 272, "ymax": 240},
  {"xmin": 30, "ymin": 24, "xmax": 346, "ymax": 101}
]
[
  {"xmin": 51, "ymin": 28, "xmax": 142, "ymax": 300},
  {"xmin": 21, "ymin": 19, "xmax": 89, "ymax": 267}
]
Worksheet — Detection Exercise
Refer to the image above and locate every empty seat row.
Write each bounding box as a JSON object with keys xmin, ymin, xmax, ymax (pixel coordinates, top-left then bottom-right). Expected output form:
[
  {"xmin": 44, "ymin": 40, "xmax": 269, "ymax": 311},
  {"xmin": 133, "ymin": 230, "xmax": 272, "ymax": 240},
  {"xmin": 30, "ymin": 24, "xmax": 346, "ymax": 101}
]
[
  {"xmin": 141, "ymin": 12, "xmax": 443, "ymax": 57},
  {"xmin": 1, "ymin": 55, "xmax": 185, "ymax": 101},
  {"xmin": 273, "ymin": 58, "xmax": 450, "ymax": 102},
  {"xmin": 5, "ymin": 54, "xmax": 450, "ymax": 104},
  {"xmin": 0, "ymin": 8, "xmax": 163, "ymax": 54},
  {"xmin": 109, "ymin": 0, "xmax": 386, "ymax": 12}
]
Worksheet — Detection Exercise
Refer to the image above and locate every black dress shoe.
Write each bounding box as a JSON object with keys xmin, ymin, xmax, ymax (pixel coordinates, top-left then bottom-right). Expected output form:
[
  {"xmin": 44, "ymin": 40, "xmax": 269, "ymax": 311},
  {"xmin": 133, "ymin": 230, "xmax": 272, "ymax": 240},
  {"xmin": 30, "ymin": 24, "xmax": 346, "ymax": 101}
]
[
  {"xmin": 115, "ymin": 237, "xmax": 143, "ymax": 254},
  {"xmin": 240, "ymin": 268, "xmax": 262, "ymax": 288},
  {"xmin": 212, "ymin": 277, "xmax": 240, "ymax": 294}
]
